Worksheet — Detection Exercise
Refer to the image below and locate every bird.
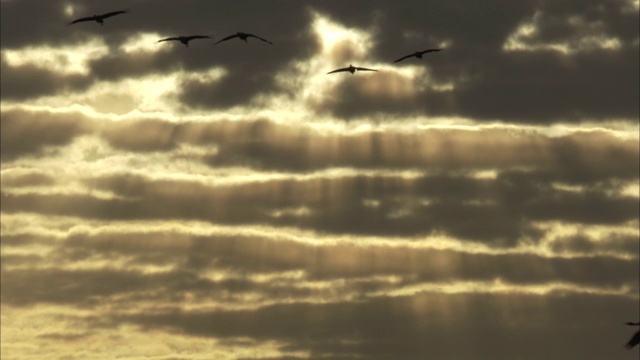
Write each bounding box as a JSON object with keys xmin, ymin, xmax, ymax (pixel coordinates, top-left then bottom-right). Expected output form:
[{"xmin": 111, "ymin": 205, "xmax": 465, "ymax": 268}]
[
  {"xmin": 69, "ymin": 10, "xmax": 129, "ymax": 25},
  {"xmin": 215, "ymin": 32, "xmax": 272, "ymax": 45},
  {"xmin": 157, "ymin": 35, "xmax": 211, "ymax": 47},
  {"xmin": 393, "ymin": 48, "xmax": 442, "ymax": 63},
  {"xmin": 625, "ymin": 322, "xmax": 640, "ymax": 349},
  {"xmin": 327, "ymin": 64, "xmax": 378, "ymax": 75}
]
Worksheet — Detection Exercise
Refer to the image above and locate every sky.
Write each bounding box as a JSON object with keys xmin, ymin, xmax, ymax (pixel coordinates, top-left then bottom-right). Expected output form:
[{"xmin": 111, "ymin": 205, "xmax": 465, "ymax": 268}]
[{"xmin": 1, "ymin": 0, "xmax": 639, "ymax": 359}]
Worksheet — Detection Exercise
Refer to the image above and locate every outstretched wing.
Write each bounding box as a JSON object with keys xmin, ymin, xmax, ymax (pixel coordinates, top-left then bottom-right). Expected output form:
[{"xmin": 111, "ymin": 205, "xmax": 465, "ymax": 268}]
[
  {"xmin": 393, "ymin": 54, "xmax": 413, "ymax": 63},
  {"xmin": 420, "ymin": 48, "xmax": 443, "ymax": 55},
  {"xmin": 355, "ymin": 67, "xmax": 377, "ymax": 72},
  {"xmin": 99, "ymin": 10, "xmax": 129, "ymax": 20},
  {"xmin": 626, "ymin": 330, "xmax": 640, "ymax": 348},
  {"xmin": 158, "ymin": 37, "xmax": 180, "ymax": 43},
  {"xmin": 69, "ymin": 16, "xmax": 94, "ymax": 25},
  {"xmin": 327, "ymin": 67, "xmax": 350, "ymax": 74},
  {"xmin": 247, "ymin": 33, "xmax": 272, "ymax": 44},
  {"xmin": 185, "ymin": 35, "xmax": 210, "ymax": 41},
  {"xmin": 215, "ymin": 34, "xmax": 240, "ymax": 45}
]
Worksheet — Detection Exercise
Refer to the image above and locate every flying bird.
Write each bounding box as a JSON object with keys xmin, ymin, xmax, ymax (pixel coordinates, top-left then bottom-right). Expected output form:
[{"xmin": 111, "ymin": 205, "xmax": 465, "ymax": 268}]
[
  {"xmin": 69, "ymin": 10, "xmax": 129, "ymax": 25},
  {"xmin": 393, "ymin": 48, "xmax": 443, "ymax": 63},
  {"xmin": 625, "ymin": 322, "xmax": 640, "ymax": 349},
  {"xmin": 327, "ymin": 64, "xmax": 378, "ymax": 75},
  {"xmin": 215, "ymin": 32, "xmax": 272, "ymax": 45},
  {"xmin": 157, "ymin": 35, "xmax": 211, "ymax": 47}
]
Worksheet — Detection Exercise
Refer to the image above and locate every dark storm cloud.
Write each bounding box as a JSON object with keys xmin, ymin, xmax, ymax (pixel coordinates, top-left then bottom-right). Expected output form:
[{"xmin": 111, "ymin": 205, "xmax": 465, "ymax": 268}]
[
  {"xmin": 1, "ymin": 110, "xmax": 636, "ymax": 242},
  {"xmin": 549, "ymin": 233, "xmax": 640, "ymax": 256},
  {"xmin": 97, "ymin": 118, "xmax": 639, "ymax": 179},
  {"xmin": 2, "ymin": 225, "xmax": 636, "ymax": 331},
  {"xmin": 34, "ymin": 229, "xmax": 640, "ymax": 288},
  {"xmin": 0, "ymin": 0, "xmax": 78, "ymax": 49},
  {"xmin": 101, "ymin": 119, "xmax": 179, "ymax": 152},
  {"xmin": 0, "ymin": 108, "xmax": 93, "ymax": 160},
  {"xmin": 528, "ymin": 0, "xmax": 640, "ymax": 44},
  {"xmin": 37, "ymin": 332, "xmax": 92, "ymax": 342},
  {"xmin": 176, "ymin": 69, "xmax": 282, "ymax": 110},
  {"xmin": 1, "ymin": 0, "xmax": 317, "ymax": 107},
  {"xmin": 313, "ymin": 0, "xmax": 639, "ymax": 122},
  {"xmin": 0, "ymin": 171, "xmax": 56, "ymax": 188},
  {"xmin": 2, "ymin": 0, "xmax": 637, "ymax": 121},
  {"xmin": 173, "ymin": 10, "xmax": 318, "ymax": 109},
  {"xmin": 114, "ymin": 293, "xmax": 639, "ymax": 360},
  {"xmin": 0, "ymin": 55, "xmax": 94, "ymax": 100},
  {"xmin": 2, "ymin": 167, "xmax": 637, "ymax": 243},
  {"xmin": 86, "ymin": 49, "xmax": 181, "ymax": 83},
  {"xmin": 451, "ymin": 48, "xmax": 640, "ymax": 122}
]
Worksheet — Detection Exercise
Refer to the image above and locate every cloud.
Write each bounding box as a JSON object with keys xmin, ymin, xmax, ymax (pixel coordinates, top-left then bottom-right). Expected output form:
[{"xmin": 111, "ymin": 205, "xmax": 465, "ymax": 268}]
[
  {"xmin": 114, "ymin": 292, "xmax": 638, "ymax": 359},
  {"xmin": 1, "ymin": 170, "xmax": 56, "ymax": 188},
  {"xmin": 0, "ymin": 108, "xmax": 93, "ymax": 160},
  {"xmin": 1, "ymin": 2, "xmax": 638, "ymax": 359},
  {"xmin": 0, "ymin": 55, "xmax": 93, "ymax": 100}
]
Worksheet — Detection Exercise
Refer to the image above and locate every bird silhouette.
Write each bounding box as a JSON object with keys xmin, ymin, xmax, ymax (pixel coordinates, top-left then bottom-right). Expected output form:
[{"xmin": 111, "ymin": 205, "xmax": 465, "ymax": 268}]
[
  {"xmin": 69, "ymin": 10, "xmax": 129, "ymax": 25},
  {"xmin": 215, "ymin": 32, "xmax": 272, "ymax": 45},
  {"xmin": 625, "ymin": 322, "xmax": 640, "ymax": 349},
  {"xmin": 393, "ymin": 48, "xmax": 442, "ymax": 63},
  {"xmin": 327, "ymin": 64, "xmax": 378, "ymax": 75},
  {"xmin": 157, "ymin": 35, "xmax": 211, "ymax": 47}
]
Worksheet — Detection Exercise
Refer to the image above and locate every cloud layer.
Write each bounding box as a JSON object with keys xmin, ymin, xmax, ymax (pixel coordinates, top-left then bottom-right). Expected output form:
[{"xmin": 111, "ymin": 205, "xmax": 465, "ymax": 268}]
[{"xmin": 1, "ymin": 1, "xmax": 638, "ymax": 359}]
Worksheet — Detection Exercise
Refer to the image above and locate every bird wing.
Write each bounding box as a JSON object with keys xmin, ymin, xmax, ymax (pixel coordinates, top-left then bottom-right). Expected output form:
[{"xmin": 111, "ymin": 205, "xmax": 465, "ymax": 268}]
[
  {"xmin": 355, "ymin": 67, "xmax": 378, "ymax": 72},
  {"xmin": 626, "ymin": 330, "xmax": 640, "ymax": 348},
  {"xmin": 327, "ymin": 67, "xmax": 350, "ymax": 74},
  {"xmin": 393, "ymin": 54, "xmax": 413, "ymax": 63},
  {"xmin": 247, "ymin": 34, "xmax": 272, "ymax": 44},
  {"xmin": 99, "ymin": 10, "xmax": 129, "ymax": 19},
  {"xmin": 185, "ymin": 35, "xmax": 210, "ymax": 41},
  {"xmin": 158, "ymin": 37, "xmax": 180, "ymax": 43},
  {"xmin": 215, "ymin": 34, "xmax": 239, "ymax": 45},
  {"xmin": 420, "ymin": 48, "xmax": 443, "ymax": 54},
  {"xmin": 69, "ymin": 16, "xmax": 94, "ymax": 25}
]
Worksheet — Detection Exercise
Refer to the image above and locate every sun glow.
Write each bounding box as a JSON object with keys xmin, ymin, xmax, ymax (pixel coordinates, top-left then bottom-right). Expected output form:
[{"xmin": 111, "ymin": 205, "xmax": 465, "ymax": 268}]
[{"xmin": 120, "ymin": 32, "xmax": 174, "ymax": 54}]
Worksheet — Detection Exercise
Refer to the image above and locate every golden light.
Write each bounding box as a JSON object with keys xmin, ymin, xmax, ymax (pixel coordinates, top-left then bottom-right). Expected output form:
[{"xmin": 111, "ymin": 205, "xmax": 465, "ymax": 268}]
[
  {"xmin": 3, "ymin": 38, "xmax": 109, "ymax": 75},
  {"xmin": 120, "ymin": 32, "xmax": 174, "ymax": 54}
]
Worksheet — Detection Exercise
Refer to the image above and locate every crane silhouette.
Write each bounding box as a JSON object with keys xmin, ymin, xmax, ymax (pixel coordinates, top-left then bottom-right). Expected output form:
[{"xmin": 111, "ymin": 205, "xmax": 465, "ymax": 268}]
[
  {"xmin": 215, "ymin": 32, "xmax": 272, "ymax": 45},
  {"xmin": 626, "ymin": 322, "xmax": 640, "ymax": 349},
  {"xmin": 393, "ymin": 48, "xmax": 443, "ymax": 63},
  {"xmin": 69, "ymin": 10, "xmax": 129, "ymax": 25},
  {"xmin": 327, "ymin": 64, "xmax": 378, "ymax": 75},
  {"xmin": 157, "ymin": 35, "xmax": 211, "ymax": 47}
]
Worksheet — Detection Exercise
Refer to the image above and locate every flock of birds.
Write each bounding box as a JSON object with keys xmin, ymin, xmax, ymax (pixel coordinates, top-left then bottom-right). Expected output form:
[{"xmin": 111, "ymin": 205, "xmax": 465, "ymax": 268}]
[
  {"xmin": 69, "ymin": 8, "xmax": 640, "ymax": 351},
  {"xmin": 69, "ymin": 9, "xmax": 442, "ymax": 74}
]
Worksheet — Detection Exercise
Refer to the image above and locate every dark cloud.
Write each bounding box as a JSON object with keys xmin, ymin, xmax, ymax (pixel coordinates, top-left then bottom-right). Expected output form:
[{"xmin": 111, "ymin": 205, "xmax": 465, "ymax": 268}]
[
  {"xmin": 315, "ymin": 72, "xmax": 425, "ymax": 118},
  {"xmin": 1, "ymin": 2, "xmax": 638, "ymax": 359},
  {"xmin": 101, "ymin": 119, "xmax": 179, "ymax": 152},
  {"xmin": 176, "ymin": 70, "xmax": 281, "ymax": 109},
  {"xmin": 86, "ymin": 50, "xmax": 182, "ymax": 83},
  {"xmin": 452, "ymin": 48, "xmax": 640, "ymax": 122},
  {"xmin": 37, "ymin": 332, "xmax": 92, "ymax": 342},
  {"xmin": 2, "ymin": 223, "xmax": 637, "ymax": 359},
  {"xmin": 0, "ymin": 55, "xmax": 94, "ymax": 100},
  {"xmin": 549, "ymin": 233, "xmax": 640, "ymax": 256},
  {"xmin": 312, "ymin": 0, "xmax": 639, "ymax": 122},
  {"xmin": 3, "ymin": 162, "xmax": 636, "ymax": 243},
  {"xmin": 2, "ymin": 0, "xmax": 637, "ymax": 121},
  {"xmin": 0, "ymin": 109, "xmax": 93, "ymax": 160},
  {"xmin": 45, "ymin": 229, "xmax": 640, "ymax": 288},
  {"xmin": 115, "ymin": 293, "xmax": 639, "ymax": 360},
  {"xmin": 1, "ymin": 171, "xmax": 56, "ymax": 188}
]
